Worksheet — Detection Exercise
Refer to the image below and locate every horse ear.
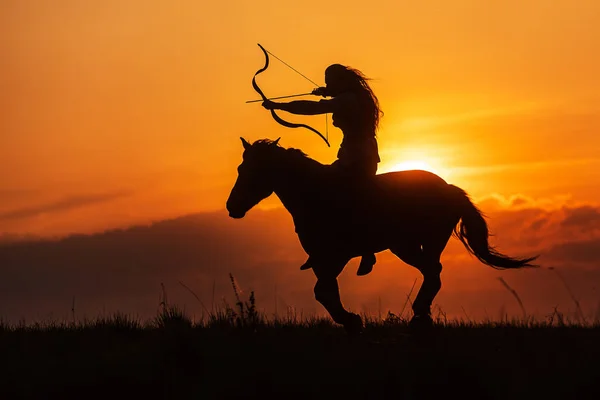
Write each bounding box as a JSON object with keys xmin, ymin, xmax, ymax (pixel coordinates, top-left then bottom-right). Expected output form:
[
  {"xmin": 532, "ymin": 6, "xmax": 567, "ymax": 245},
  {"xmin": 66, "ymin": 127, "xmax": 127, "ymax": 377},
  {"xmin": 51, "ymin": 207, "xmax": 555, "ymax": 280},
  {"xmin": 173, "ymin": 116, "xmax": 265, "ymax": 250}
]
[
  {"xmin": 240, "ymin": 137, "xmax": 251, "ymax": 150},
  {"xmin": 273, "ymin": 137, "xmax": 281, "ymax": 146}
]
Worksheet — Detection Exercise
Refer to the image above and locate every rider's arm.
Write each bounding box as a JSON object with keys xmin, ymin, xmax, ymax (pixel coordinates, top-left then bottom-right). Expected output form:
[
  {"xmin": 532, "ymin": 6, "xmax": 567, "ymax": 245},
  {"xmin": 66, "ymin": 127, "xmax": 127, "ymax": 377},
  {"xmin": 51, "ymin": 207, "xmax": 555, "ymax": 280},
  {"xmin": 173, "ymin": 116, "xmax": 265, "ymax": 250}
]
[{"xmin": 275, "ymin": 92, "xmax": 357, "ymax": 115}]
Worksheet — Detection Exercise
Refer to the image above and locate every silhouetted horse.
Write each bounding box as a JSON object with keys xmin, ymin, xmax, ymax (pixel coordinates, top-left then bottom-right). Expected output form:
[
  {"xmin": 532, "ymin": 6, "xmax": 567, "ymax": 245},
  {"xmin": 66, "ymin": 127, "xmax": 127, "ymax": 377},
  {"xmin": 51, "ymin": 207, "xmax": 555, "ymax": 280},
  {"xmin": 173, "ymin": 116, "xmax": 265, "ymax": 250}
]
[{"xmin": 226, "ymin": 138, "xmax": 538, "ymax": 333}]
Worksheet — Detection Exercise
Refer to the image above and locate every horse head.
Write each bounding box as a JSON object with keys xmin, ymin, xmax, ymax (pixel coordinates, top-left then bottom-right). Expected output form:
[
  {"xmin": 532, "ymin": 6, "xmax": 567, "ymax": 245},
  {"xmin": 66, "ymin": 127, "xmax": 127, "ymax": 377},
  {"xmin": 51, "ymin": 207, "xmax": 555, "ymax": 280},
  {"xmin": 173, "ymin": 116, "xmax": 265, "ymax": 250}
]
[{"xmin": 226, "ymin": 137, "xmax": 282, "ymax": 219}]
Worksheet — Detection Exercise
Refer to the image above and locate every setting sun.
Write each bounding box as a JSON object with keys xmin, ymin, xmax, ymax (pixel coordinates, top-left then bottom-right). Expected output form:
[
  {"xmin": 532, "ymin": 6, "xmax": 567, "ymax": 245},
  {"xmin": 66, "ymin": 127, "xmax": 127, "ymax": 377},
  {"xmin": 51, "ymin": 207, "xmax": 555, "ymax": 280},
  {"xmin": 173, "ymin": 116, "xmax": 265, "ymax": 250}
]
[
  {"xmin": 377, "ymin": 143, "xmax": 454, "ymax": 179},
  {"xmin": 379, "ymin": 155, "xmax": 451, "ymax": 179},
  {"xmin": 390, "ymin": 160, "xmax": 437, "ymax": 173}
]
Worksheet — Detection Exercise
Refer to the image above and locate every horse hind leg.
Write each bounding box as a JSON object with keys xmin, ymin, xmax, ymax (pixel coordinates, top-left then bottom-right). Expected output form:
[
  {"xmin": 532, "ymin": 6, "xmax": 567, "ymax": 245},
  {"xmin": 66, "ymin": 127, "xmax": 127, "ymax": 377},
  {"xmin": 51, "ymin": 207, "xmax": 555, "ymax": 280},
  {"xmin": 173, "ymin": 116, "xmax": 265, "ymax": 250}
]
[
  {"xmin": 401, "ymin": 213, "xmax": 460, "ymax": 330},
  {"xmin": 409, "ymin": 259, "xmax": 442, "ymax": 329},
  {"xmin": 391, "ymin": 235, "xmax": 450, "ymax": 329}
]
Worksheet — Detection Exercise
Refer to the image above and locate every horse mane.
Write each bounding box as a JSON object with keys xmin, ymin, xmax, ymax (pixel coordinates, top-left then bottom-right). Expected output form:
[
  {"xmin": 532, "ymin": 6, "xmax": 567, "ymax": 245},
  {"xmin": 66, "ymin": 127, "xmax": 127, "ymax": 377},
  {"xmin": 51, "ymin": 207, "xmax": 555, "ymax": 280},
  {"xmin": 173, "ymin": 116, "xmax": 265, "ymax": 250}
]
[{"xmin": 252, "ymin": 139, "xmax": 322, "ymax": 168}]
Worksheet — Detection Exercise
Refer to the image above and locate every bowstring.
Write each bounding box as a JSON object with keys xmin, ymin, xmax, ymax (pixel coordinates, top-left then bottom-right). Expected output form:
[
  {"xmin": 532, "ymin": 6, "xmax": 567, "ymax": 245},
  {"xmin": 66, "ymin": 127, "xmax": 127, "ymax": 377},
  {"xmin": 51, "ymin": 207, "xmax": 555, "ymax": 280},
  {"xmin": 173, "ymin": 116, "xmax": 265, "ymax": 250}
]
[{"xmin": 264, "ymin": 48, "xmax": 329, "ymax": 143}]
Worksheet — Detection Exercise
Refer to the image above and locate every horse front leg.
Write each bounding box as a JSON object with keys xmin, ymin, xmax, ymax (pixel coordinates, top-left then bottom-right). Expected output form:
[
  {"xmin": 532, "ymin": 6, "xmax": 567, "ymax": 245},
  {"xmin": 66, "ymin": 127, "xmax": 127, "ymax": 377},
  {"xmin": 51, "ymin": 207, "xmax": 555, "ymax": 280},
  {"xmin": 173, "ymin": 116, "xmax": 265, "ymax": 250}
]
[{"xmin": 312, "ymin": 258, "xmax": 363, "ymax": 334}]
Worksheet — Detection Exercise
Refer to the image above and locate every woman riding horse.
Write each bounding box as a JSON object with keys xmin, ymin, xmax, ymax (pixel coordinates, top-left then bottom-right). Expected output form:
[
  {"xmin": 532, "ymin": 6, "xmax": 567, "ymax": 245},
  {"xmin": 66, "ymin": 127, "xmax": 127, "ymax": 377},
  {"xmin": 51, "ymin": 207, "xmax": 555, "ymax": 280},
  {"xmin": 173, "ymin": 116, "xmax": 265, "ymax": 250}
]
[
  {"xmin": 226, "ymin": 138, "xmax": 539, "ymax": 332},
  {"xmin": 262, "ymin": 63, "xmax": 382, "ymax": 276}
]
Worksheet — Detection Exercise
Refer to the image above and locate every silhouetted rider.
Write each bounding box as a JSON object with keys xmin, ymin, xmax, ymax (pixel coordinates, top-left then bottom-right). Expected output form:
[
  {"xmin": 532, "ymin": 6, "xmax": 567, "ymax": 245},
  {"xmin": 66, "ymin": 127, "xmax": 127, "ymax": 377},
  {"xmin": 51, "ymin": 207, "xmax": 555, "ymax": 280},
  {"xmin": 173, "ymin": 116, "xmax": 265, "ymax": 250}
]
[{"xmin": 262, "ymin": 63, "xmax": 383, "ymax": 276}]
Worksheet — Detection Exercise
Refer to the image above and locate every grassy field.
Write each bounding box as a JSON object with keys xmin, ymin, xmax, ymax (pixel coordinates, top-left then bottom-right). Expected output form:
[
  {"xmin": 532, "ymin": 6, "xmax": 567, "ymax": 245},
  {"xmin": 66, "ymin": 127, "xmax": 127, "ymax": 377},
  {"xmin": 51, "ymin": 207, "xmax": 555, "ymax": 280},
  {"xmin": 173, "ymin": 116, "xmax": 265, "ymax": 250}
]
[{"xmin": 2, "ymin": 293, "xmax": 599, "ymax": 400}]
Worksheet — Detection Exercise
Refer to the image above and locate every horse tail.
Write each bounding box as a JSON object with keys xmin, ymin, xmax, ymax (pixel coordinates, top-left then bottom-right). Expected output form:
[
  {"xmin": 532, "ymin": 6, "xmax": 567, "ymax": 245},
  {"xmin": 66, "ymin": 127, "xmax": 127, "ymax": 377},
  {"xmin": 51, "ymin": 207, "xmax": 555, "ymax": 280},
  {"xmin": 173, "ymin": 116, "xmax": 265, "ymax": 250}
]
[{"xmin": 449, "ymin": 184, "xmax": 539, "ymax": 269}]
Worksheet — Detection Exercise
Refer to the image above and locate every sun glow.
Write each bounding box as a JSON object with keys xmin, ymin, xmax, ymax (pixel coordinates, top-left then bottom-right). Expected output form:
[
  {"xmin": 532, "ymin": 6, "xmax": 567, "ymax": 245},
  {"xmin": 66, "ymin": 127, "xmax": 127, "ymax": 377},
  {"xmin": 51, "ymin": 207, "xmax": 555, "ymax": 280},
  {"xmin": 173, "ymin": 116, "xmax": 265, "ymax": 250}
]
[
  {"xmin": 380, "ymin": 158, "xmax": 451, "ymax": 179},
  {"xmin": 391, "ymin": 160, "xmax": 437, "ymax": 173},
  {"xmin": 377, "ymin": 143, "xmax": 453, "ymax": 179}
]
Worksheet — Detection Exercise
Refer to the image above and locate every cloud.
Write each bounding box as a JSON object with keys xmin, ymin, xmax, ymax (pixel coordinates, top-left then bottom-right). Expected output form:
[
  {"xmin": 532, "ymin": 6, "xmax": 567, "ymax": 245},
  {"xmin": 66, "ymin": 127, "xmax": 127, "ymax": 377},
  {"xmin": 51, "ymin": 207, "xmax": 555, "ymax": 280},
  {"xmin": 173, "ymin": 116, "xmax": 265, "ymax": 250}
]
[
  {"xmin": 560, "ymin": 206, "xmax": 600, "ymax": 233},
  {"xmin": 0, "ymin": 209, "xmax": 313, "ymax": 322},
  {"xmin": 476, "ymin": 193, "xmax": 575, "ymax": 211},
  {"xmin": 545, "ymin": 239, "xmax": 600, "ymax": 268},
  {"xmin": 0, "ymin": 199, "xmax": 599, "ymax": 324},
  {"xmin": 0, "ymin": 190, "xmax": 131, "ymax": 222}
]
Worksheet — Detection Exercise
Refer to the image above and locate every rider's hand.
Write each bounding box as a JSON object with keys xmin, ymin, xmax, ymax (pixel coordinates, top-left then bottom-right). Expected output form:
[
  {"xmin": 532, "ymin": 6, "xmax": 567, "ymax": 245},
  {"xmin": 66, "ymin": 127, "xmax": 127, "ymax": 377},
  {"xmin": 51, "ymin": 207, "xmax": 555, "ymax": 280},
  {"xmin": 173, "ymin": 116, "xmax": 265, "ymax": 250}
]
[
  {"xmin": 262, "ymin": 100, "xmax": 278, "ymax": 110},
  {"xmin": 312, "ymin": 87, "xmax": 329, "ymax": 97}
]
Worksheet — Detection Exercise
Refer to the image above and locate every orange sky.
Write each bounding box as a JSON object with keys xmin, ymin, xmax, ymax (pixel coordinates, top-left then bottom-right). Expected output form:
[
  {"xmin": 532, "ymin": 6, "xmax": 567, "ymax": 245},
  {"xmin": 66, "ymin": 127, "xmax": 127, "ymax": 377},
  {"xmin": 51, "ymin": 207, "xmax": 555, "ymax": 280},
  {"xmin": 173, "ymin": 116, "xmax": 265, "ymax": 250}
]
[{"xmin": 2, "ymin": 0, "xmax": 600, "ymax": 236}]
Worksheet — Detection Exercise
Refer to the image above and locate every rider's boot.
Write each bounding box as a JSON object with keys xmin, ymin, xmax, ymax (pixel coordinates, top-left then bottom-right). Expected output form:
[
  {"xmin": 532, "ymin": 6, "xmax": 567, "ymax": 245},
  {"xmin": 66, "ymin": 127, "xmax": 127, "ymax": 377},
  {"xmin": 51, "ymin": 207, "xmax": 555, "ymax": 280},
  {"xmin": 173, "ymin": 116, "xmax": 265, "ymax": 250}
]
[
  {"xmin": 357, "ymin": 253, "xmax": 376, "ymax": 276},
  {"xmin": 300, "ymin": 257, "xmax": 314, "ymax": 270}
]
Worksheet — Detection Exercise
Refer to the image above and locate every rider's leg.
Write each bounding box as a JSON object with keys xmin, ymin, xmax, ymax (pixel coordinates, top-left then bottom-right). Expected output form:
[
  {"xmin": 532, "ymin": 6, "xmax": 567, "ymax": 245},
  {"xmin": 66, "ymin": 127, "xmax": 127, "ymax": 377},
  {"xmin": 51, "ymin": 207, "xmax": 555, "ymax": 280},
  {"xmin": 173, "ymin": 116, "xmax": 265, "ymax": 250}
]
[
  {"xmin": 329, "ymin": 158, "xmax": 379, "ymax": 276},
  {"xmin": 357, "ymin": 253, "xmax": 376, "ymax": 276},
  {"xmin": 300, "ymin": 256, "xmax": 314, "ymax": 270},
  {"xmin": 356, "ymin": 161, "xmax": 379, "ymax": 276}
]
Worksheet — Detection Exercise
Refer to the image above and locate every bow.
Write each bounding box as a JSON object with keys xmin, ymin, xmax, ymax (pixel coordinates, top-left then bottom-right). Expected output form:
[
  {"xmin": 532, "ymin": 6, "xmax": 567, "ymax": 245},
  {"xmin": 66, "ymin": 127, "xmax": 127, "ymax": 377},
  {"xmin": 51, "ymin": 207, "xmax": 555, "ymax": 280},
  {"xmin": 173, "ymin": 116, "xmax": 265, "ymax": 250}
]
[{"xmin": 252, "ymin": 43, "xmax": 330, "ymax": 147}]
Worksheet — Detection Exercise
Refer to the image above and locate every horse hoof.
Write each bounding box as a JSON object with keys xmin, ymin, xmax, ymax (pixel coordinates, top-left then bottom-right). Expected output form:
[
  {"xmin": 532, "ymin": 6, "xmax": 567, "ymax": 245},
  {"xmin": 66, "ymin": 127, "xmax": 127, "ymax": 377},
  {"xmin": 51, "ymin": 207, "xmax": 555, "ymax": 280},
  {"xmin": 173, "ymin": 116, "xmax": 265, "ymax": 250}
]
[
  {"xmin": 344, "ymin": 313, "xmax": 364, "ymax": 335},
  {"xmin": 408, "ymin": 314, "xmax": 433, "ymax": 331}
]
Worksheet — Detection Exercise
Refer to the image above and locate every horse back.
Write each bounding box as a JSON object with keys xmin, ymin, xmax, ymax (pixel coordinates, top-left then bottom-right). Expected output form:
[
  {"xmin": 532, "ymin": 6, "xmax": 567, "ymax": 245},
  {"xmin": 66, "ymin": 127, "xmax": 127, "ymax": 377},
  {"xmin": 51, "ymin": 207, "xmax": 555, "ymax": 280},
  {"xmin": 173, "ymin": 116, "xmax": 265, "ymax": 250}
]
[{"xmin": 376, "ymin": 170, "xmax": 448, "ymax": 187}]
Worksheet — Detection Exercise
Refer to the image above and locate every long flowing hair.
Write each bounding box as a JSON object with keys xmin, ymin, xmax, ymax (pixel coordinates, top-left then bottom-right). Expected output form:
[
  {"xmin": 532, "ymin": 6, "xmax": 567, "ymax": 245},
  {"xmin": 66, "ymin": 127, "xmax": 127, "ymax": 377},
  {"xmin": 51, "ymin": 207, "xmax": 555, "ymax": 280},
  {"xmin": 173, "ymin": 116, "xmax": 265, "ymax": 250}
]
[{"xmin": 326, "ymin": 64, "xmax": 383, "ymax": 135}]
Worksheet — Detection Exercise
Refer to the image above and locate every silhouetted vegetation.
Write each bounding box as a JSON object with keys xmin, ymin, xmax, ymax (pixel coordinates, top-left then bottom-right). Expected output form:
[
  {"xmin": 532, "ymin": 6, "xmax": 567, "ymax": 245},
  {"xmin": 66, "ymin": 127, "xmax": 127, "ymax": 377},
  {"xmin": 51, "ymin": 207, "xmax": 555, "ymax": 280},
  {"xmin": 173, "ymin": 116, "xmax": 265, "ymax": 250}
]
[{"xmin": 2, "ymin": 279, "xmax": 599, "ymax": 400}]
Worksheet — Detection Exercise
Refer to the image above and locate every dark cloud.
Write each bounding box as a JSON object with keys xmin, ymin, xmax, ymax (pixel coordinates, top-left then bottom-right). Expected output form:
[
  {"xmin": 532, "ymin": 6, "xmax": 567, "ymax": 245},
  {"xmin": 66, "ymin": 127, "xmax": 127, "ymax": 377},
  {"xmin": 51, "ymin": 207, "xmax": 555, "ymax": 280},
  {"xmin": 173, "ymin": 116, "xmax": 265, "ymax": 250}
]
[
  {"xmin": 545, "ymin": 239, "xmax": 600, "ymax": 267},
  {"xmin": 561, "ymin": 206, "xmax": 600, "ymax": 233},
  {"xmin": 509, "ymin": 195, "xmax": 530, "ymax": 207},
  {"xmin": 0, "ymin": 201, "xmax": 599, "ymax": 324},
  {"xmin": 528, "ymin": 215, "xmax": 550, "ymax": 231},
  {"xmin": 0, "ymin": 232, "xmax": 44, "ymax": 244},
  {"xmin": 0, "ymin": 190, "xmax": 131, "ymax": 221},
  {"xmin": 0, "ymin": 209, "xmax": 313, "ymax": 322}
]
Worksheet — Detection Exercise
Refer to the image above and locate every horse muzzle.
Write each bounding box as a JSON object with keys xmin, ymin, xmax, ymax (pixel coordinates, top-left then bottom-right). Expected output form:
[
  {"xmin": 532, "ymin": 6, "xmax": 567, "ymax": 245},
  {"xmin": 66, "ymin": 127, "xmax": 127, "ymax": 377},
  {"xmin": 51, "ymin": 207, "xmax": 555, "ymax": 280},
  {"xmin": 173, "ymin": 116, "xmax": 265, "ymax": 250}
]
[{"xmin": 228, "ymin": 210, "xmax": 246, "ymax": 219}]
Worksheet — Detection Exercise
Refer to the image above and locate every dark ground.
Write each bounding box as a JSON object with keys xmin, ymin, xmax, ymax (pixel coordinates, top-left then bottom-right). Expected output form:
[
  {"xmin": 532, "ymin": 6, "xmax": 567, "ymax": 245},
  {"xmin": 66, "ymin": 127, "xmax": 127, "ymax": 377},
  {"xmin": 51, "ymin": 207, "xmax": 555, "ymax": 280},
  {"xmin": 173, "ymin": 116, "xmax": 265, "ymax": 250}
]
[{"xmin": 1, "ymin": 311, "xmax": 599, "ymax": 400}]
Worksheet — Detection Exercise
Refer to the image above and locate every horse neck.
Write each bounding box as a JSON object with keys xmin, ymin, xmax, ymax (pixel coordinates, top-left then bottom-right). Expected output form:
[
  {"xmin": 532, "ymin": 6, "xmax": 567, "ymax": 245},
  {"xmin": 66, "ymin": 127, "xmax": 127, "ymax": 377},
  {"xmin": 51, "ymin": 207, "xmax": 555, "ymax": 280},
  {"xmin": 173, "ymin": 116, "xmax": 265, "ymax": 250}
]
[{"xmin": 271, "ymin": 152, "xmax": 317, "ymax": 217}]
